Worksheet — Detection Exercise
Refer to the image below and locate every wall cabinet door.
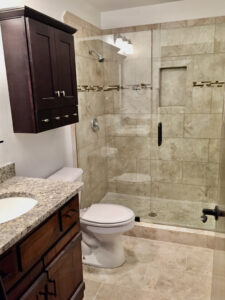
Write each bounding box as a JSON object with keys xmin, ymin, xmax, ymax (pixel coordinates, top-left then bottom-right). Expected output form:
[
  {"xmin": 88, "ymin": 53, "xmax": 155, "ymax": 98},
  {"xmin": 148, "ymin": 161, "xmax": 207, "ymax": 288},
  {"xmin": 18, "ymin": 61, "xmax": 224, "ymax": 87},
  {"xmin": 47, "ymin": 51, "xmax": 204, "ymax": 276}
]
[
  {"xmin": 45, "ymin": 232, "xmax": 83, "ymax": 300},
  {"xmin": 55, "ymin": 29, "xmax": 78, "ymax": 107},
  {"xmin": 26, "ymin": 18, "xmax": 60, "ymax": 110}
]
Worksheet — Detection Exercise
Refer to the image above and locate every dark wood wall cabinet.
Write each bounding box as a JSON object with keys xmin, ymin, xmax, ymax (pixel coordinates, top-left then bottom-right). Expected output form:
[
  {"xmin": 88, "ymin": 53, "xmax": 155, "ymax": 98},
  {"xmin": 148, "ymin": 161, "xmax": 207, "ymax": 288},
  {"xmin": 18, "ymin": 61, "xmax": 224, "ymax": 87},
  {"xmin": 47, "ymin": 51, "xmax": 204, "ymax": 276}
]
[
  {"xmin": 0, "ymin": 6, "xmax": 79, "ymax": 133},
  {"xmin": 0, "ymin": 194, "xmax": 85, "ymax": 300}
]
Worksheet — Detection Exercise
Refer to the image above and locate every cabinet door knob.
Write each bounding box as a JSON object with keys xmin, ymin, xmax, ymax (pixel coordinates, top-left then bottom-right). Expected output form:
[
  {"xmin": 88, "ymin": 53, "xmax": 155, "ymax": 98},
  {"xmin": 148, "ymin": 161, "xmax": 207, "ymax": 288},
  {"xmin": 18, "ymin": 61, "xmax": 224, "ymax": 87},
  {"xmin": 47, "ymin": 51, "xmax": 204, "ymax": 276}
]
[
  {"xmin": 42, "ymin": 119, "xmax": 50, "ymax": 123},
  {"xmin": 64, "ymin": 115, "xmax": 69, "ymax": 118},
  {"xmin": 54, "ymin": 116, "xmax": 61, "ymax": 120},
  {"xmin": 60, "ymin": 91, "xmax": 66, "ymax": 97},
  {"xmin": 72, "ymin": 113, "xmax": 77, "ymax": 117},
  {"xmin": 54, "ymin": 91, "xmax": 60, "ymax": 98}
]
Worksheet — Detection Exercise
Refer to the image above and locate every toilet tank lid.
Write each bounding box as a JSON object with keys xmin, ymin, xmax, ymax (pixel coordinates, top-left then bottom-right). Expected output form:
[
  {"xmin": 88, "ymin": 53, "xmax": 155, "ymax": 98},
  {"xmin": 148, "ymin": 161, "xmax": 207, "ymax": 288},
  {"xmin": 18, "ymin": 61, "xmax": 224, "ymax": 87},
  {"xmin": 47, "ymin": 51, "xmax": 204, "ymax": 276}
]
[
  {"xmin": 48, "ymin": 167, "xmax": 83, "ymax": 182},
  {"xmin": 81, "ymin": 203, "xmax": 135, "ymax": 224}
]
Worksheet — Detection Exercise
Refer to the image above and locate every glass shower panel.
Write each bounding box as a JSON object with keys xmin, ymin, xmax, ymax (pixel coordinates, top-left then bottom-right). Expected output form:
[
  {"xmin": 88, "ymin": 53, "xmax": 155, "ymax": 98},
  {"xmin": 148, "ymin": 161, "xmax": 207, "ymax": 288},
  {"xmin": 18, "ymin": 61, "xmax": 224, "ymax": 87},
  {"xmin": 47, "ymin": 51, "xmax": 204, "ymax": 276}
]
[{"xmin": 101, "ymin": 31, "xmax": 152, "ymax": 221}]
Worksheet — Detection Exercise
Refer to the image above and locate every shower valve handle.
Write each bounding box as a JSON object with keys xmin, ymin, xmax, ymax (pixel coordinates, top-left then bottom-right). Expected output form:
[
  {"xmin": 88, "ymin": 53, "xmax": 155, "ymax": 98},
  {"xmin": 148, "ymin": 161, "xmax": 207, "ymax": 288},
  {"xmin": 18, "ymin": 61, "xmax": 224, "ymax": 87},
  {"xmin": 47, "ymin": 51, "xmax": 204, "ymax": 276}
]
[{"xmin": 201, "ymin": 206, "xmax": 225, "ymax": 223}]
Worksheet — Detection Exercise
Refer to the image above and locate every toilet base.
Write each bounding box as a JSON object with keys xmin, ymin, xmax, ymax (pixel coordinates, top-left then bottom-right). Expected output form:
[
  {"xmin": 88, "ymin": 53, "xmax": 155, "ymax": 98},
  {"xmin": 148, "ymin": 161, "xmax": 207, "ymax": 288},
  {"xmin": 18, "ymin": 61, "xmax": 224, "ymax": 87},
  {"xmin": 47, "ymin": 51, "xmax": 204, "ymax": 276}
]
[{"xmin": 81, "ymin": 232, "xmax": 126, "ymax": 268}]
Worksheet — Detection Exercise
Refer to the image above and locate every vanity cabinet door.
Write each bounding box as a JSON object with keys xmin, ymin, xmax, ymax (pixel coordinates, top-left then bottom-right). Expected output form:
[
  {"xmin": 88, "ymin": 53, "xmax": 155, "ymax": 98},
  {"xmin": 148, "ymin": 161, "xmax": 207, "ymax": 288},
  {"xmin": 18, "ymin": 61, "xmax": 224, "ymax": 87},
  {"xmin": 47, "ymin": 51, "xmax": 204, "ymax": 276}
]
[
  {"xmin": 20, "ymin": 273, "xmax": 48, "ymax": 300},
  {"xmin": 55, "ymin": 29, "xmax": 78, "ymax": 107},
  {"xmin": 26, "ymin": 18, "xmax": 60, "ymax": 110},
  {"xmin": 46, "ymin": 232, "xmax": 83, "ymax": 300}
]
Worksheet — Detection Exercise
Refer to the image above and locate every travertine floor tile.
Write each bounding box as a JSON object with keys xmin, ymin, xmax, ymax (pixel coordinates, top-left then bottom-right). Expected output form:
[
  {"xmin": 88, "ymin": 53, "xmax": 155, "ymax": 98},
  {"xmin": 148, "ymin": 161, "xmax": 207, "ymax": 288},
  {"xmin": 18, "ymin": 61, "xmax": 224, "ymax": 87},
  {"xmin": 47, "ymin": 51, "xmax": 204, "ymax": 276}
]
[
  {"xmin": 83, "ymin": 236, "xmax": 213, "ymax": 300},
  {"xmin": 83, "ymin": 280, "xmax": 102, "ymax": 300}
]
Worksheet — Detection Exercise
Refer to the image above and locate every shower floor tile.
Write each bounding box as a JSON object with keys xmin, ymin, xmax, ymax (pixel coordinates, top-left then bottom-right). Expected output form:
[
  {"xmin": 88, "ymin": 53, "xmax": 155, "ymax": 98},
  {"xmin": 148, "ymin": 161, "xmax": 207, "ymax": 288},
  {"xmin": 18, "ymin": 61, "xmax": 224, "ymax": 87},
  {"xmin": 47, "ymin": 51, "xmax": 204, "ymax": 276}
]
[{"xmin": 83, "ymin": 235, "xmax": 213, "ymax": 300}]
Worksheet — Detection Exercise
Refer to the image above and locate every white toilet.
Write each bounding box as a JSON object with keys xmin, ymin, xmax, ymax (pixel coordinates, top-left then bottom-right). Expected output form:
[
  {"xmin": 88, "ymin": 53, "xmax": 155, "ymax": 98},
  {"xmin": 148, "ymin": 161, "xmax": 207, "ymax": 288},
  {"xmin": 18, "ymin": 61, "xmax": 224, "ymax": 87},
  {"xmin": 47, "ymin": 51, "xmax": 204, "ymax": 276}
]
[{"xmin": 48, "ymin": 167, "xmax": 135, "ymax": 269}]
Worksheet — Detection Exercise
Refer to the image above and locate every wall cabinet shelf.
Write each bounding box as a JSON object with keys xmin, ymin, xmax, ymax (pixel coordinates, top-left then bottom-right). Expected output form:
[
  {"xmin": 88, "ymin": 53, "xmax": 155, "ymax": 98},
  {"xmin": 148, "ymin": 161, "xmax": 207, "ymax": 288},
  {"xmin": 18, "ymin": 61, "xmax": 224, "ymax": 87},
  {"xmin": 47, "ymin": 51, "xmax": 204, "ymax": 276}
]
[{"xmin": 0, "ymin": 6, "xmax": 79, "ymax": 133}]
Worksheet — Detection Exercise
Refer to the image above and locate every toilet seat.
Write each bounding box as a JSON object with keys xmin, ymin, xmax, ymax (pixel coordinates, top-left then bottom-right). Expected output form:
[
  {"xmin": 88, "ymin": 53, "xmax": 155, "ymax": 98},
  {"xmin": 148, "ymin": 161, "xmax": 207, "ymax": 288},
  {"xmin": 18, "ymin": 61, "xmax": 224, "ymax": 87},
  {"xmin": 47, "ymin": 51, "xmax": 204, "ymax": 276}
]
[{"xmin": 80, "ymin": 203, "xmax": 135, "ymax": 228}]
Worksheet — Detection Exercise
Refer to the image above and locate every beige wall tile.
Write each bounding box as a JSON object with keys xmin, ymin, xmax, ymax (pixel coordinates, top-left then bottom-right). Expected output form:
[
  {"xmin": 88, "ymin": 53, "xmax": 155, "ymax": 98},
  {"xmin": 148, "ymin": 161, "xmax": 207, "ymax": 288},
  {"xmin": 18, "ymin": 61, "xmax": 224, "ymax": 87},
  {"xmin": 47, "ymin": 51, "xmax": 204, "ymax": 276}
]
[
  {"xmin": 184, "ymin": 114, "xmax": 222, "ymax": 138},
  {"xmin": 151, "ymin": 138, "xmax": 208, "ymax": 162},
  {"xmin": 192, "ymin": 54, "xmax": 225, "ymax": 82},
  {"xmin": 152, "ymin": 182, "xmax": 218, "ymax": 203},
  {"xmin": 107, "ymin": 157, "xmax": 136, "ymax": 181},
  {"xmin": 160, "ymin": 25, "xmax": 215, "ymax": 57},
  {"xmin": 116, "ymin": 181, "xmax": 151, "ymax": 197},
  {"xmin": 151, "ymin": 160, "xmax": 182, "ymax": 183},
  {"xmin": 209, "ymin": 139, "xmax": 221, "ymax": 163},
  {"xmin": 188, "ymin": 87, "xmax": 212, "ymax": 113},
  {"xmin": 215, "ymin": 23, "xmax": 225, "ymax": 53},
  {"xmin": 78, "ymin": 91, "xmax": 105, "ymax": 121},
  {"xmin": 105, "ymin": 114, "xmax": 151, "ymax": 137},
  {"xmin": 182, "ymin": 162, "xmax": 219, "ymax": 186},
  {"xmin": 107, "ymin": 136, "xmax": 151, "ymax": 159},
  {"xmin": 211, "ymin": 87, "xmax": 224, "ymax": 113},
  {"xmin": 120, "ymin": 90, "xmax": 151, "ymax": 114}
]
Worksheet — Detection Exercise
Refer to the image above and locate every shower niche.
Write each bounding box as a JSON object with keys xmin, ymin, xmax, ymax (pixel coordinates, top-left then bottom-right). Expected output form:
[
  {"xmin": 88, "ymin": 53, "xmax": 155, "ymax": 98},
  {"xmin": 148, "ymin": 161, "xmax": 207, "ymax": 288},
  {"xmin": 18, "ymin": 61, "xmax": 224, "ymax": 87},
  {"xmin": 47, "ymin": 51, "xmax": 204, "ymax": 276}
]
[{"xmin": 159, "ymin": 66, "xmax": 187, "ymax": 107}]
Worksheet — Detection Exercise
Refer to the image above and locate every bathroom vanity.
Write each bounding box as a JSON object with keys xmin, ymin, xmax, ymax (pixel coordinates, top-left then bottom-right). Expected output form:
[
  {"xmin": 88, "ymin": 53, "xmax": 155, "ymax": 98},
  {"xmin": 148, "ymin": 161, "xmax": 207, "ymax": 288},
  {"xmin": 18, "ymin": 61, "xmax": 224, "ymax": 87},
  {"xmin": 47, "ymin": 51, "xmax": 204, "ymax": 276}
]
[{"xmin": 0, "ymin": 163, "xmax": 84, "ymax": 299}]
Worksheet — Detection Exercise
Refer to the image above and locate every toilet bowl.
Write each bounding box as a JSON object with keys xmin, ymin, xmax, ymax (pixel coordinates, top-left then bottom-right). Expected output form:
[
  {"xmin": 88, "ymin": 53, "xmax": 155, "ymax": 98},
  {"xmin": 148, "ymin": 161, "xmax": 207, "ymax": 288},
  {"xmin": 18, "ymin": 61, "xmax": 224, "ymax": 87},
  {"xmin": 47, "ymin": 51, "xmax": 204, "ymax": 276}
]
[
  {"xmin": 80, "ymin": 203, "xmax": 135, "ymax": 268},
  {"xmin": 48, "ymin": 168, "xmax": 135, "ymax": 268}
]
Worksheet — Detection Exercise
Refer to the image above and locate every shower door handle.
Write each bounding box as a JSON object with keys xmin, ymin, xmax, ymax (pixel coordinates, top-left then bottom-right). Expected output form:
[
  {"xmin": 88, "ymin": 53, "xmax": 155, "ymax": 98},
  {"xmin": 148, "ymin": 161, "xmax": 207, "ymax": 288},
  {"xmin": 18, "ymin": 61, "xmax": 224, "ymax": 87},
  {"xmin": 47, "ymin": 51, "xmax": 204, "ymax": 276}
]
[
  {"xmin": 158, "ymin": 122, "xmax": 162, "ymax": 147},
  {"xmin": 201, "ymin": 206, "xmax": 225, "ymax": 223}
]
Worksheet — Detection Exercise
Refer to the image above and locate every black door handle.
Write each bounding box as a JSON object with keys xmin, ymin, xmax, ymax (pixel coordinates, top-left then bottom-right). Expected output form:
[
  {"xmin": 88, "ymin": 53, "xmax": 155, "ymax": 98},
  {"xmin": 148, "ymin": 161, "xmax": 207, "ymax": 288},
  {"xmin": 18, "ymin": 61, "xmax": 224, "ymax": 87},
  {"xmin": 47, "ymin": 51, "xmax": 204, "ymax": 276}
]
[
  {"xmin": 201, "ymin": 206, "xmax": 225, "ymax": 223},
  {"xmin": 158, "ymin": 122, "xmax": 162, "ymax": 147}
]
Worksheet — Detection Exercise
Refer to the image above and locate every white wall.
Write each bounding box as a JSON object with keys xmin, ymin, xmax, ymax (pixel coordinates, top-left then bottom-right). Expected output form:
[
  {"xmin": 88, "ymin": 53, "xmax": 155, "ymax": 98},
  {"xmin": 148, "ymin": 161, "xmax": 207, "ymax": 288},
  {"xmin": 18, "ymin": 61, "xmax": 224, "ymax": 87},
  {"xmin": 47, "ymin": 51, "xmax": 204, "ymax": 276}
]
[
  {"xmin": 0, "ymin": 0, "xmax": 100, "ymax": 178},
  {"xmin": 101, "ymin": 0, "xmax": 225, "ymax": 29}
]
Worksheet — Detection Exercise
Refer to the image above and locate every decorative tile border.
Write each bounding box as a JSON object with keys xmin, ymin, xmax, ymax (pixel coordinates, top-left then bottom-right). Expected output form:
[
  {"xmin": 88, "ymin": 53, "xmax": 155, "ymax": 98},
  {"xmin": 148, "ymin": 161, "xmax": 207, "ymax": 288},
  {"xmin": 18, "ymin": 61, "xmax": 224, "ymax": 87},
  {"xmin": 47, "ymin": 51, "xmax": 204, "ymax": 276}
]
[{"xmin": 0, "ymin": 163, "xmax": 15, "ymax": 184}]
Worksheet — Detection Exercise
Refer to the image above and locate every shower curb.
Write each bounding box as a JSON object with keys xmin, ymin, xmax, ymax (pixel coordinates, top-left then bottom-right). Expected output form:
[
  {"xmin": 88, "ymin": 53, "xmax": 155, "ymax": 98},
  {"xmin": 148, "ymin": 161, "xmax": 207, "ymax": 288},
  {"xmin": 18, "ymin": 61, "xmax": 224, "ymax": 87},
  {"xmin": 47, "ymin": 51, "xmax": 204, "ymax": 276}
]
[{"xmin": 125, "ymin": 222, "xmax": 225, "ymax": 250}]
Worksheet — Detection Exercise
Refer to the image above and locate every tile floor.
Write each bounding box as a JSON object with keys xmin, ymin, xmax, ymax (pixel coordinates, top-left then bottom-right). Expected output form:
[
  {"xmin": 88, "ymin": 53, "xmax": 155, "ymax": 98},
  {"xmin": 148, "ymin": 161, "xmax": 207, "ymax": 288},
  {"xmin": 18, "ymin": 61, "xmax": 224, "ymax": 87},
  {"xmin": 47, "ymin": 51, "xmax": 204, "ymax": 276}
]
[{"xmin": 83, "ymin": 235, "xmax": 213, "ymax": 300}]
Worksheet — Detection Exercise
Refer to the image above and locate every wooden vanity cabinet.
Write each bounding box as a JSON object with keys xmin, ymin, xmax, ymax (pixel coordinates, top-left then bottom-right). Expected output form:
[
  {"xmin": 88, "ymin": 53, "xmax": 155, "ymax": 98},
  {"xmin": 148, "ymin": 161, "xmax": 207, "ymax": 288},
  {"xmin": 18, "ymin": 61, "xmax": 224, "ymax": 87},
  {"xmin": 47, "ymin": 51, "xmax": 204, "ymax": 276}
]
[
  {"xmin": 0, "ymin": 6, "xmax": 79, "ymax": 133},
  {"xmin": 45, "ymin": 233, "xmax": 83, "ymax": 300},
  {"xmin": 0, "ymin": 194, "xmax": 84, "ymax": 300}
]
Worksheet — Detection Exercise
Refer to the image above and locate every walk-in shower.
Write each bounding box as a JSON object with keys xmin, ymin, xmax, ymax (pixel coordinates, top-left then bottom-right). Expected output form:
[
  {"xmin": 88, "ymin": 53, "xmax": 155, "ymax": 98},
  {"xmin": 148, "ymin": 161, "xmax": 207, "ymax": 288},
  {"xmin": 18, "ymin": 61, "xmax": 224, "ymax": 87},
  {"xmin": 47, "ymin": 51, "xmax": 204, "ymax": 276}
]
[{"xmin": 74, "ymin": 24, "xmax": 225, "ymax": 233}]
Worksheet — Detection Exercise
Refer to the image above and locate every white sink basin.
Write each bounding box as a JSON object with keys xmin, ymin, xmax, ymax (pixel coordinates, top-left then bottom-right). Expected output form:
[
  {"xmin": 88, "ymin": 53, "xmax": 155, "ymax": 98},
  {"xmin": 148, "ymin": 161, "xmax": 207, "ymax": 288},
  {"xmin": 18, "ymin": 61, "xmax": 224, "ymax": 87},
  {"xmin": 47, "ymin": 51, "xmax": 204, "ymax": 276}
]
[{"xmin": 0, "ymin": 197, "xmax": 37, "ymax": 224}]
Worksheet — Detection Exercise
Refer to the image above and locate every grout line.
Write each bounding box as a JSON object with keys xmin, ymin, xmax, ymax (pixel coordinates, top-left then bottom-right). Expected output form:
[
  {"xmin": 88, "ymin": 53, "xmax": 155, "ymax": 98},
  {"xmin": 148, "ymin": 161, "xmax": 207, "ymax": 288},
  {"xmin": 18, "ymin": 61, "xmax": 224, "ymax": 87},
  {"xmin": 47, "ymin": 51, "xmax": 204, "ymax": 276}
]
[{"xmin": 93, "ymin": 282, "xmax": 104, "ymax": 300}]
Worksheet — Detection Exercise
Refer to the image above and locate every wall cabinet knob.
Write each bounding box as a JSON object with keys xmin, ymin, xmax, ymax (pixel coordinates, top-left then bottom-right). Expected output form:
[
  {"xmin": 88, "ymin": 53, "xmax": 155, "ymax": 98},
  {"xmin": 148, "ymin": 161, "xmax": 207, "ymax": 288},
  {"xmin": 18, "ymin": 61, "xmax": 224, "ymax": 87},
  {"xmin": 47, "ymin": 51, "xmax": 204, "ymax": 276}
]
[
  {"xmin": 54, "ymin": 91, "xmax": 60, "ymax": 98},
  {"xmin": 72, "ymin": 113, "xmax": 77, "ymax": 117},
  {"xmin": 54, "ymin": 116, "xmax": 61, "ymax": 120},
  {"xmin": 64, "ymin": 115, "xmax": 69, "ymax": 118},
  {"xmin": 42, "ymin": 119, "xmax": 50, "ymax": 123}
]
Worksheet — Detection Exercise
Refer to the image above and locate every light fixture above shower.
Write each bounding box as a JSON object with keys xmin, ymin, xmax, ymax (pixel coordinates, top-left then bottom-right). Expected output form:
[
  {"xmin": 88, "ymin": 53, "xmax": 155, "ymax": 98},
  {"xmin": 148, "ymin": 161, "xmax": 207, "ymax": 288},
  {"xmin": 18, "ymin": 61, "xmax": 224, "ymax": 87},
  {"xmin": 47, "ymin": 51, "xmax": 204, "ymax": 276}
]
[{"xmin": 114, "ymin": 34, "xmax": 134, "ymax": 55}]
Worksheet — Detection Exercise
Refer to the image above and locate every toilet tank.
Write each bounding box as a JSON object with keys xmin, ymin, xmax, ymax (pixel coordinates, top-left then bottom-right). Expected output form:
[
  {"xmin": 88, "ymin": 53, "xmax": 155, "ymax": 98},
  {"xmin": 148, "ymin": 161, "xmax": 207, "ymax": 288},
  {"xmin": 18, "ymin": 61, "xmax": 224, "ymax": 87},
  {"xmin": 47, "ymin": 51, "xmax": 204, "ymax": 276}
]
[
  {"xmin": 48, "ymin": 167, "xmax": 83, "ymax": 182},
  {"xmin": 47, "ymin": 167, "xmax": 83, "ymax": 201}
]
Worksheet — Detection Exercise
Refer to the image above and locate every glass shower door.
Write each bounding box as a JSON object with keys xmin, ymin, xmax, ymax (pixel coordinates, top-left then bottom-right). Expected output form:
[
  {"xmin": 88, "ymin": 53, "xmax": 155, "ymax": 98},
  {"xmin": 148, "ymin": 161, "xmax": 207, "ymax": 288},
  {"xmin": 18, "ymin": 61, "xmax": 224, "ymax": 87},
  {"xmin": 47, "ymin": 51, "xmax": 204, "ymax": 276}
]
[
  {"xmin": 146, "ymin": 24, "xmax": 224, "ymax": 231},
  {"xmin": 211, "ymin": 115, "xmax": 225, "ymax": 299}
]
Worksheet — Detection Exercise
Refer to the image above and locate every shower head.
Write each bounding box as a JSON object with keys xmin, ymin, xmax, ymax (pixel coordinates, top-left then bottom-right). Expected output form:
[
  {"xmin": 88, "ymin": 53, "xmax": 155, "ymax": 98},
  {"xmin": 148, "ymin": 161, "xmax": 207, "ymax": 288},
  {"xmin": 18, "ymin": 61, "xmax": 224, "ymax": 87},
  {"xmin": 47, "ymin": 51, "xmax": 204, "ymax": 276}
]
[{"xmin": 89, "ymin": 49, "xmax": 104, "ymax": 62}]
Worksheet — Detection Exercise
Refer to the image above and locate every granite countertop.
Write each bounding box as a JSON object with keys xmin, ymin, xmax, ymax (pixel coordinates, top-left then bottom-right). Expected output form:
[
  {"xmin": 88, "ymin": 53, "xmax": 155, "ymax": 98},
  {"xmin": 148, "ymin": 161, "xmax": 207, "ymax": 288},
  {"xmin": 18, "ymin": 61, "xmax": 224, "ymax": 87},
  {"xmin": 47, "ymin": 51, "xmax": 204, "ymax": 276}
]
[{"xmin": 0, "ymin": 164, "xmax": 83, "ymax": 255}]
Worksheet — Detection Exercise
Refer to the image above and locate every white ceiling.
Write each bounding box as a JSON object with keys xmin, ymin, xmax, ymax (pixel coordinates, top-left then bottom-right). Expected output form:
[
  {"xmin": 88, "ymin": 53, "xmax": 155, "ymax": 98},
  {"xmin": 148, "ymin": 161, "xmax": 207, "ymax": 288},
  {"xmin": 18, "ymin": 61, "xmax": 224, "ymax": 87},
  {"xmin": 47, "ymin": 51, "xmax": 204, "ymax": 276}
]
[{"xmin": 86, "ymin": 0, "xmax": 181, "ymax": 12}]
